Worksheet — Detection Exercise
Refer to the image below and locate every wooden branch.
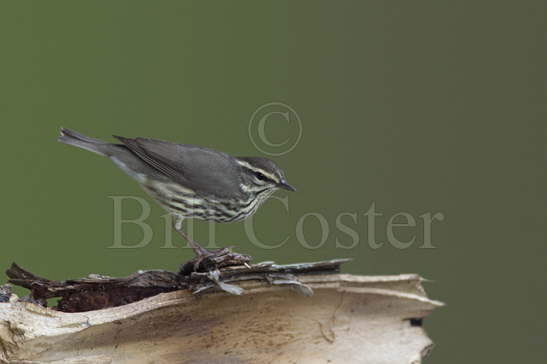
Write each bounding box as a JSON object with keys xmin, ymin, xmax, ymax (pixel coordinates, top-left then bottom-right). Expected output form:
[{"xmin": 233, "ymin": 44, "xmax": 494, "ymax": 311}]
[
  {"xmin": 0, "ymin": 260, "xmax": 443, "ymax": 363},
  {"xmin": 4, "ymin": 259, "xmax": 348, "ymax": 312}
]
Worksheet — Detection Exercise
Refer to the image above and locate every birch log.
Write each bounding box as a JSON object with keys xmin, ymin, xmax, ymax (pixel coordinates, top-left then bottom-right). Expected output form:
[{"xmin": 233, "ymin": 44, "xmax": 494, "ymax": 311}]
[{"xmin": 0, "ymin": 261, "xmax": 443, "ymax": 364}]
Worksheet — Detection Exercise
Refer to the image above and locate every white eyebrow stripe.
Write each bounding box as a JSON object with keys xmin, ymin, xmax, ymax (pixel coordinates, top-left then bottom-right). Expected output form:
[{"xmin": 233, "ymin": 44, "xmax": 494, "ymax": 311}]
[
  {"xmin": 236, "ymin": 160, "xmax": 279, "ymax": 183},
  {"xmin": 236, "ymin": 160, "xmax": 253, "ymax": 169}
]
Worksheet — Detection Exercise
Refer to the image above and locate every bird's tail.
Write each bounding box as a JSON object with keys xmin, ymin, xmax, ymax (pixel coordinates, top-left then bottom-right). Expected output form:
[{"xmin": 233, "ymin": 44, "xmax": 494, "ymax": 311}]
[{"xmin": 57, "ymin": 128, "xmax": 110, "ymax": 156}]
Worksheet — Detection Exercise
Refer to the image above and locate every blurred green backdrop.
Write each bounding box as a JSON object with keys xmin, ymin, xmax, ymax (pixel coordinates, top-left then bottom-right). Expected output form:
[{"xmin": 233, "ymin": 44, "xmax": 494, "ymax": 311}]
[{"xmin": 1, "ymin": 1, "xmax": 545, "ymax": 363}]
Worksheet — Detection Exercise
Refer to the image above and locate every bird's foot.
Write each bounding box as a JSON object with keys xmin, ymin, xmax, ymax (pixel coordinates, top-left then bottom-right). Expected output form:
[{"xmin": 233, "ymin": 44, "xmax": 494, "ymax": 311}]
[
  {"xmin": 174, "ymin": 227, "xmax": 251, "ymax": 274},
  {"xmin": 180, "ymin": 246, "xmax": 251, "ymax": 275}
]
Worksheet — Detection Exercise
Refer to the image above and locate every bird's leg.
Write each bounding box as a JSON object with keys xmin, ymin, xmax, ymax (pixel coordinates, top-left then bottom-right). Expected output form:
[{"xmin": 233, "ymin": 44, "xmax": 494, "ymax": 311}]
[
  {"xmin": 176, "ymin": 227, "xmax": 212, "ymax": 257},
  {"xmin": 173, "ymin": 215, "xmax": 210, "ymax": 256},
  {"xmin": 172, "ymin": 216, "xmax": 250, "ymax": 273}
]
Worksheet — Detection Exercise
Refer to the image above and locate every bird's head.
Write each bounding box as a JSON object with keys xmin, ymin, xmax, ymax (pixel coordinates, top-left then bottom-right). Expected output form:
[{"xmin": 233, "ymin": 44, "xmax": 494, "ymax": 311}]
[{"xmin": 236, "ymin": 157, "xmax": 296, "ymax": 194}]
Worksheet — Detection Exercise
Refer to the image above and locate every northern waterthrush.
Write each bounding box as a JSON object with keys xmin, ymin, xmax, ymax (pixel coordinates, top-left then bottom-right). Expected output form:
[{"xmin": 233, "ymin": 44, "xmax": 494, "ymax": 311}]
[{"xmin": 58, "ymin": 128, "xmax": 295, "ymax": 268}]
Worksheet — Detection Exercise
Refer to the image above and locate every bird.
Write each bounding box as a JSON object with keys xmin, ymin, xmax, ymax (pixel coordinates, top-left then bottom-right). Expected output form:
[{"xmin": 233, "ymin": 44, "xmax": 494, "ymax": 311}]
[{"xmin": 57, "ymin": 128, "xmax": 296, "ymax": 269}]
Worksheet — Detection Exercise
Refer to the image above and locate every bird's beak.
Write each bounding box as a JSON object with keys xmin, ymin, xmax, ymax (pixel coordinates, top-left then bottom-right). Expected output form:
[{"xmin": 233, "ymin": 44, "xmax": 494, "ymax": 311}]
[{"xmin": 278, "ymin": 180, "xmax": 297, "ymax": 192}]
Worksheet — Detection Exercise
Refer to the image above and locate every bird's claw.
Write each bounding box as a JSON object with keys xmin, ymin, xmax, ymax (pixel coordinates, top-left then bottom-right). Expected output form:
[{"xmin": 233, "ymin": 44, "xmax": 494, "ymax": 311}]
[{"xmin": 180, "ymin": 247, "xmax": 251, "ymax": 275}]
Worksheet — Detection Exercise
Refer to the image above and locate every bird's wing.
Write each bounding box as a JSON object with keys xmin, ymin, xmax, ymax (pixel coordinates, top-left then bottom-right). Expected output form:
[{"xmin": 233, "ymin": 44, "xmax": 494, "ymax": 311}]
[{"xmin": 113, "ymin": 136, "xmax": 243, "ymax": 198}]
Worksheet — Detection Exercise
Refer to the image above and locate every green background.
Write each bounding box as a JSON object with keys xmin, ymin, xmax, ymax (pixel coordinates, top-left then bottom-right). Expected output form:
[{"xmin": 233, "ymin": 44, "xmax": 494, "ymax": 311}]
[{"xmin": 1, "ymin": 1, "xmax": 545, "ymax": 362}]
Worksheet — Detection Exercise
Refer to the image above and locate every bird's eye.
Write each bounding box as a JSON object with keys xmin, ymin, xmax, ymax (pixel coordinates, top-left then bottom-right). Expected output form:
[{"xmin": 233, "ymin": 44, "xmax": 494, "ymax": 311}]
[{"xmin": 254, "ymin": 171, "xmax": 269, "ymax": 182}]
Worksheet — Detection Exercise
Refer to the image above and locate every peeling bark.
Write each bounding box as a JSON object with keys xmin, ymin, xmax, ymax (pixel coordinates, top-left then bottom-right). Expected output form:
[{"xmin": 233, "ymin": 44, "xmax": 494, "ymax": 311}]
[{"xmin": 0, "ymin": 260, "xmax": 443, "ymax": 363}]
